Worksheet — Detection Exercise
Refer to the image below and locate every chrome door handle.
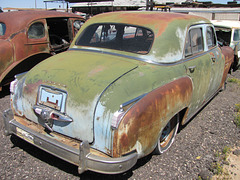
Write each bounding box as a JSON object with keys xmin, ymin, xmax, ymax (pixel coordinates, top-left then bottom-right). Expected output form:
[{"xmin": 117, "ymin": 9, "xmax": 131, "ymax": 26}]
[{"xmin": 188, "ymin": 66, "xmax": 196, "ymax": 73}]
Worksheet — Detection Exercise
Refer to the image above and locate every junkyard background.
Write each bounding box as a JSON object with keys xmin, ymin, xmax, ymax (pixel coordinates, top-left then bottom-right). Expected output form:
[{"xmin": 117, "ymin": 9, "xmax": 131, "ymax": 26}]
[{"xmin": 0, "ymin": 69, "xmax": 239, "ymax": 179}]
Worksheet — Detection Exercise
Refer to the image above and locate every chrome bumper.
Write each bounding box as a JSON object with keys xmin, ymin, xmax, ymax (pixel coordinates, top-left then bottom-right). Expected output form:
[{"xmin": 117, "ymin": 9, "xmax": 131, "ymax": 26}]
[{"xmin": 3, "ymin": 109, "xmax": 138, "ymax": 174}]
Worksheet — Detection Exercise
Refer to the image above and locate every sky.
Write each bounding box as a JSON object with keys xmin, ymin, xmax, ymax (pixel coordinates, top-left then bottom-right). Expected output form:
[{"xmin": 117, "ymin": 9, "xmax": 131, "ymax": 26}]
[
  {"xmin": 0, "ymin": 0, "xmax": 69, "ymax": 9},
  {"xmin": 0, "ymin": 0, "xmax": 236, "ymax": 10}
]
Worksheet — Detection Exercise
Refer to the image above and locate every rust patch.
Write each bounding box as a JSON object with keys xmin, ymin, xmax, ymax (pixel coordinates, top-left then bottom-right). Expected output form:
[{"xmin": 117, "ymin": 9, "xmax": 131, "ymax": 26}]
[
  {"xmin": 220, "ymin": 46, "xmax": 234, "ymax": 87},
  {"xmin": 113, "ymin": 77, "xmax": 193, "ymax": 157},
  {"xmin": 88, "ymin": 65, "xmax": 106, "ymax": 77},
  {"xmin": 14, "ymin": 115, "xmax": 110, "ymax": 160},
  {"xmin": 24, "ymin": 80, "xmax": 43, "ymax": 94},
  {"xmin": 14, "ymin": 115, "xmax": 80, "ymax": 148}
]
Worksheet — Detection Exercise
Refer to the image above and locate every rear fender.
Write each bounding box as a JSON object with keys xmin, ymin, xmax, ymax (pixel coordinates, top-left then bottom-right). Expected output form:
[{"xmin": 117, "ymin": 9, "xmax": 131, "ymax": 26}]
[
  {"xmin": 0, "ymin": 53, "xmax": 51, "ymax": 87},
  {"xmin": 112, "ymin": 76, "xmax": 193, "ymax": 157},
  {"xmin": 220, "ymin": 46, "xmax": 234, "ymax": 86},
  {"xmin": 0, "ymin": 40, "xmax": 14, "ymax": 86}
]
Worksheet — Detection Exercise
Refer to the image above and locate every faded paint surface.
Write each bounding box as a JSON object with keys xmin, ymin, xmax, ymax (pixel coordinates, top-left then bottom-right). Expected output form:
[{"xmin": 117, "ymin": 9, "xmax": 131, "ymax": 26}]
[
  {"xmin": 13, "ymin": 50, "xmax": 138, "ymax": 142},
  {"xmin": 72, "ymin": 11, "xmax": 209, "ymax": 63},
  {"xmin": 93, "ymin": 62, "xmax": 185, "ymax": 155},
  {"xmin": 220, "ymin": 46, "xmax": 234, "ymax": 86},
  {"xmin": 9, "ymin": 11, "xmax": 233, "ymax": 161},
  {"xmin": 0, "ymin": 40, "xmax": 14, "ymax": 80},
  {"xmin": 112, "ymin": 77, "xmax": 193, "ymax": 157}
]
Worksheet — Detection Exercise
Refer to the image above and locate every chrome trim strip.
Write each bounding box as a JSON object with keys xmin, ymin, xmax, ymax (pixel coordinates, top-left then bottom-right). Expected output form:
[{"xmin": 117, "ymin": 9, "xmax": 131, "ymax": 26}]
[
  {"xmin": 68, "ymin": 47, "xmax": 218, "ymax": 66},
  {"xmin": 121, "ymin": 93, "xmax": 147, "ymax": 108}
]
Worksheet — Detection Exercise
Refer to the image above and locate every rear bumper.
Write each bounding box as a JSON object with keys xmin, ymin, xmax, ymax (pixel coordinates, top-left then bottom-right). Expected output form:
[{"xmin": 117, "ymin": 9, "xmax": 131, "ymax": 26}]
[{"xmin": 3, "ymin": 108, "xmax": 138, "ymax": 174}]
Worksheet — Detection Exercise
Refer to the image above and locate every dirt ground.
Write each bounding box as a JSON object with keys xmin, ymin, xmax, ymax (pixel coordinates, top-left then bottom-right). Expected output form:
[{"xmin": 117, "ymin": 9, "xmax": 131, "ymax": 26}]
[
  {"xmin": 224, "ymin": 149, "xmax": 240, "ymax": 179},
  {"xmin": 0, "ymin": 70, "xmax": 240, "ymax": 180}
]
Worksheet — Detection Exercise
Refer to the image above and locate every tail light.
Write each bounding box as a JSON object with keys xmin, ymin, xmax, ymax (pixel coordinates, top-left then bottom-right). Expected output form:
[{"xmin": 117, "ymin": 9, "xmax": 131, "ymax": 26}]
[{"xmin": 10, "ymin": 79, "xmax": 18, "ymax": 94}]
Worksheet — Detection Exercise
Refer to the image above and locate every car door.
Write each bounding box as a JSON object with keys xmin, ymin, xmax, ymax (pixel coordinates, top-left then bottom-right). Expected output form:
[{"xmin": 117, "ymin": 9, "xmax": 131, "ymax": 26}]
[
  {"xmin": 26, "ymin": 19, "xmax": 49, "ymax": 57},
  {"xmin": 183, "ymin": 24, "xmax": 212, "ymax": 118},
  {"xmin": 205, "ymin": 25, "xmax": 224, "ymax": 98}
]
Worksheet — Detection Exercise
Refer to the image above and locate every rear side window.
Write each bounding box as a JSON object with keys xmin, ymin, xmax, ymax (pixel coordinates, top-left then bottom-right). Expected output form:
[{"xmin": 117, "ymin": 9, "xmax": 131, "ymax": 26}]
[
  {"xmin": 185, "ymin": 27, "xmax": 203, "ymax": 57},
  {"xmin": 206, "ymin": 26, "xmax": 217, "ymax": 48},
  {"xmin": 0, "ymin": 23, "xmax": 6, "ymax": 36},
  {"xmin": 76, "ymin": 23, "xmax": 154, "ymax": 54},
  {"xmin": 28, "ymin": 22, "xmax": 45, "ymax": 39}
]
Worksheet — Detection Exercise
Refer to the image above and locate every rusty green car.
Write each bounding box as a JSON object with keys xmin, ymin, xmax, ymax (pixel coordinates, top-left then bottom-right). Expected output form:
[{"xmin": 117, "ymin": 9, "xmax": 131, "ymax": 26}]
[{"xmin": 3, "ymin": 11, "xmax": 234, "ymax": 174}]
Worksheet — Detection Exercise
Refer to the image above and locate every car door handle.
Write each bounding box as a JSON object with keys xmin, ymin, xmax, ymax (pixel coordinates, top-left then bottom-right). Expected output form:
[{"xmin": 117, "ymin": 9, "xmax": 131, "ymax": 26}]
[{"xmin": 188, "ymin": 66, "xmax": 196, "ymax": 73}]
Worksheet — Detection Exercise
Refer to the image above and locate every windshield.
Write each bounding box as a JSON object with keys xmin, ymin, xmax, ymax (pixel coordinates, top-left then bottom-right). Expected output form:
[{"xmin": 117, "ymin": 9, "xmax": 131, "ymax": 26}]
[
  {"xmin": 76, "ymin": 23, "xmax": 154, "ymax": 54},
  {"xmin": 0, "ymin": 23, "xmax": 6, "ymax": 36}
]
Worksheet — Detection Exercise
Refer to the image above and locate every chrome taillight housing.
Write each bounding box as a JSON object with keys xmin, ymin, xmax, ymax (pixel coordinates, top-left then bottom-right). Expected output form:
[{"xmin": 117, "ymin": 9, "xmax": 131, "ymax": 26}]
[
  {"xmin": 111, "ymin": 94, "xmax": 146, "ymax": 129},
  {"xmin": 111, "ymin": 108, "xmax": 125, "ymax": 129},
  {"xmin": 10, "ymin": 78, "xmax": 18, "ymax": 94},
  {"xmin": 10, "ymin": 72, "xmax": 27, "ymax": 94}
]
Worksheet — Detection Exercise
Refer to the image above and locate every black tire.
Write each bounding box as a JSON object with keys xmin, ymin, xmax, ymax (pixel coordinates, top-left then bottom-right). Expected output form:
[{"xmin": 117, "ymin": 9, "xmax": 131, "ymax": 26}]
[{"xmin": 154, "ymin": 113, "xmax": 179, "ymax": 154}]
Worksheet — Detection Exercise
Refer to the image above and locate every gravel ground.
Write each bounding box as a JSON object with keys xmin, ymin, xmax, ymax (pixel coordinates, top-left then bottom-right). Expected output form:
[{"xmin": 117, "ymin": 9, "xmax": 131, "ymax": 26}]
[{"xmin": 0, "ymin": 70, "xmax": 240, "ymax": 180}]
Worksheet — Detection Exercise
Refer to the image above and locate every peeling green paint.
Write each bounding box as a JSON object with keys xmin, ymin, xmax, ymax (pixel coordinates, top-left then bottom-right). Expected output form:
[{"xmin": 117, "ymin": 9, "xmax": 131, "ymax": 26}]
[{"xmin": 25, "ymin": 50, "xmax": 138, "ymax": 105}]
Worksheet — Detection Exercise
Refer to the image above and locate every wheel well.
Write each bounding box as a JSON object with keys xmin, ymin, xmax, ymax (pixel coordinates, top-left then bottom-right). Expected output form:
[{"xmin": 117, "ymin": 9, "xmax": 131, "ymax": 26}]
[
  {"xmin": 1, "ymin": 53, "xmax": 51, "ymax": 86},
  {"xmin": 232, "ymin": 55, "xmax": 239, "ymax": 72},
  {"xmin": 179, "ymin": 107, "xmax": 189, "ymax": 126}
]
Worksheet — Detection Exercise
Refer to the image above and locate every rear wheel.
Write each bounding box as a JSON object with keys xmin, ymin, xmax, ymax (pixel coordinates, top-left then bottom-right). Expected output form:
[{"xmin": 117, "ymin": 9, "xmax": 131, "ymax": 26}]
[{"xmin": 155, "ymin": 114, "xmax": 179, "ymax": 154}]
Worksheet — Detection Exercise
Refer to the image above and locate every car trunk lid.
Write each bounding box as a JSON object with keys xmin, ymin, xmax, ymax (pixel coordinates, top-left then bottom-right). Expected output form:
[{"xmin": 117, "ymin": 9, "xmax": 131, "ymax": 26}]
[{"xmin": 21, "ymin": 50, "xmax": 138, "ymax": 142}]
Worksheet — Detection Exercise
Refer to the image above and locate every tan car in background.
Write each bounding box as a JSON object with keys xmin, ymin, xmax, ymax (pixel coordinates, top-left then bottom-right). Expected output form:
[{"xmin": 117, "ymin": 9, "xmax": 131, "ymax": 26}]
[{"xmin": 212, "ymin": 20, "xmax": 240, "ymax": 71}]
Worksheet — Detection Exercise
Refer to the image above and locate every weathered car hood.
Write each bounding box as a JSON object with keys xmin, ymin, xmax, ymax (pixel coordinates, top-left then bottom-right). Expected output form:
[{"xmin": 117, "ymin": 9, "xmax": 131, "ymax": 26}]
[{"xmin": 15, "ymin": 50, "xmax": 138, "ymax": 142}]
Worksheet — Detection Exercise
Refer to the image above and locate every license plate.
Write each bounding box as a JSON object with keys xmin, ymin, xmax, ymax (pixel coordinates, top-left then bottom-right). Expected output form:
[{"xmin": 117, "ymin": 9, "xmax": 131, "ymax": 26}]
[
  {"xmin": 38, "ymin": 86, "xmax": 67, "ymax": 113},
  {"xmin": 16, "ymin": 127, "xmax": 34, "ymax": 144}
]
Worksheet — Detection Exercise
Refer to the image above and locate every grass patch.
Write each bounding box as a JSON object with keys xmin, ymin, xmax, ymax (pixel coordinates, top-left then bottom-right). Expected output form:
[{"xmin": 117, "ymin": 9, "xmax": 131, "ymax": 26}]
[
  {"xmin": 228, "ymin": 78, "xmax": 240, "ymax": 85},
  {"xmin": 211, "ymin": 146, "xmax": 231, "ymax": 175},
  {"xmin": 235, "ymin": 104, "xmax": 240, "ymax": 112},
  {"xmin": 234, "ymin": 104, "xmax": 240, "ymax": 128},
  {"xmin": 222, "ymin": 146, "xmax": 231, "ymax": 161},
  {"xmin": 234, "ymin": 113, "xmax": 240, "ymax": 128},
  {"xmin": 211, "ymin": 162, "xmax": 223, "ymax": 175}
]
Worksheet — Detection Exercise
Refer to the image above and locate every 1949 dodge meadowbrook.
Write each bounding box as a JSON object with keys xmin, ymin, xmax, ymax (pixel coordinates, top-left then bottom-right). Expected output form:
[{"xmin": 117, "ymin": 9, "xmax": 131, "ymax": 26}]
[{"xmin": 3, "ymin": 11, "xmax": 234, "ymax": 174}]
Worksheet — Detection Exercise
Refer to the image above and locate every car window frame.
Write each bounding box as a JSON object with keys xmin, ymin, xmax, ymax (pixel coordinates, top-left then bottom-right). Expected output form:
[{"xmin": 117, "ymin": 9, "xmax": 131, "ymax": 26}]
[
  {"xmin": 26, "ymin": 19, "xmax": 48, "ymax": 45},
  {"xmin": 27, "ymin": 21, "xmax": 45, "ymax": 39},
  {"xmin": 0, "ymin": 22, "xmax": 6, "ymax": 36},
  {"xmin": 233, "ymin": 28, "xmax": 240, "ymax": 42},
  {"xmin": 184, "ymin": 25, "xmax": 205, "ymax": 58},
  {"xmin": 206, "ymin": 25, "xmax": 217, "ymax": 50},
  {"xmin": 75, "ymin": 23, "xmax": 154, "ymax": 55}
]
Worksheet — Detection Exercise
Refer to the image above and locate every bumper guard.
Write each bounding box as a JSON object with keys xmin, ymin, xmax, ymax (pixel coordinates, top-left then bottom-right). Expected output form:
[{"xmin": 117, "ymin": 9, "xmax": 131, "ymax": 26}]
[{"xmin": 3, "ymin": 109, "xmax": 138, "ymax": 174}]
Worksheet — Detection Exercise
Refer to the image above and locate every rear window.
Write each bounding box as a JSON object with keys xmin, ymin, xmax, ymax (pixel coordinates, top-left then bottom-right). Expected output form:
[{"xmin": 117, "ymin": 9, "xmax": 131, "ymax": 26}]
[
  {"xmin": 0, "ymin": 23, "xmax": 6, "ymax": 36},
  {"xmin": 76, "ymin": 23, "xmax": 154, "ymax": 54}
]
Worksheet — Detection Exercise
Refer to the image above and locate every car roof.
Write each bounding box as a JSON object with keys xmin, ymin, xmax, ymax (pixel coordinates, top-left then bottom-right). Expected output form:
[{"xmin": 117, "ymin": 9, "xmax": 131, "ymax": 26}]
[
  {"xmin": 0, "ymin": 10, "xmax": 83, "ymax": 37},
  {"xmin": 75, "ymin": 11, "xmax": 211, "ymax": 63},
  {"xmin": 211, "ymin": 20, "xmax": 240, "ymax": 29},
  {"xmin": 84, "ymin": 11, "xmax": 210, "ymax": 33}
]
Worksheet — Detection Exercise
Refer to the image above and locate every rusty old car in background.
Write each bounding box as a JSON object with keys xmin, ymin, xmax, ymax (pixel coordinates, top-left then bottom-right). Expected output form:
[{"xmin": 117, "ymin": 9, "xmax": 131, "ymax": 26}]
[
  {"xmin": 3, "ymin": 11, "xmax": 234, "ymax": 174},
  {"xmin": 212, "ymin": 20, "xmax": 240, "ymax": 71},
  {"xmin": 0, "ymin": 10, "xmax": 84, "ymax": 91}
]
